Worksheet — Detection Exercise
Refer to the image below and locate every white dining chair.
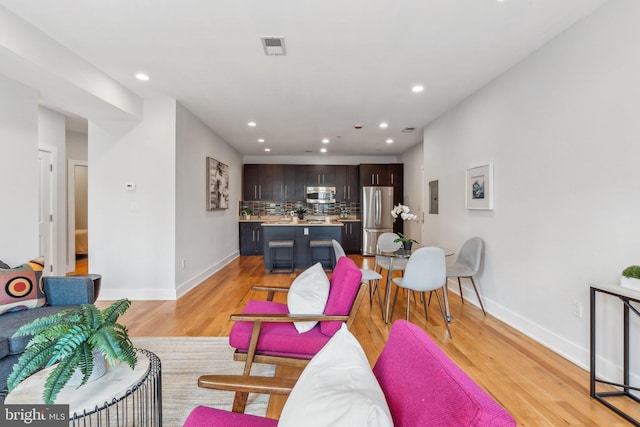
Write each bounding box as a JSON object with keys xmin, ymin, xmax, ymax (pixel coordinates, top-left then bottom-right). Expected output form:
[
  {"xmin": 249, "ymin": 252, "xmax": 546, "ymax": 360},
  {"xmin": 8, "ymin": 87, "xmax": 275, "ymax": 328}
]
[
  {"xmin": 332, "ymin": 239, "xmax": 384, "ymax": 315},
  {"xmin": 446, "ymin": 237, "xmax": 486, "ymax": 316},
  {"xmin": 390, "ymin": 247, "xmax": 451, "ymax": 338},
  {"xmin": 374, "ymin": 232, "xmax": 408, "ymax": 274}
]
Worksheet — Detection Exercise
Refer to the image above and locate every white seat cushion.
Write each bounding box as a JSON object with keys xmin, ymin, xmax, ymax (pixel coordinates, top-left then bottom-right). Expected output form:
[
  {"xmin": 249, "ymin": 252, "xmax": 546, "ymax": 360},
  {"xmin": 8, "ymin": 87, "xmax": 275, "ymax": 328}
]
[
  {"xmin": 446, "ymin": 264, "xmax": 474, "ymax": 277},
  {"xmin": 376, "ymin": 256, "xmax": 407, "ymax": 271},
  {"xmin": 361, "ymin": 268, "xmax": 382, "ymax": 281}
]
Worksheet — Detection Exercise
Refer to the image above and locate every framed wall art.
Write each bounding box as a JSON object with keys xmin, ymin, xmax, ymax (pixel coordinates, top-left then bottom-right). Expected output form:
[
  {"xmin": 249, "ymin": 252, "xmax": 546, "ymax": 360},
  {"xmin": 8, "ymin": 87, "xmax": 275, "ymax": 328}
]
[
  {"xmin": 207, "ymin": 157, "xmax": 229, "ymax": 210},
  {"xmin": 465, "ymin": 164, "xmax": 493, "ymax": 210}
]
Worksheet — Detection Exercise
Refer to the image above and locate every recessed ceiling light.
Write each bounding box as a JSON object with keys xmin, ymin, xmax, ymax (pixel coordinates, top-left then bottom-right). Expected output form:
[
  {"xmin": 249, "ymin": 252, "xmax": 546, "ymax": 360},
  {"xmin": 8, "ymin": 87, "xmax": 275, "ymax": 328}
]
[
  {"xmin": 135, "ymin": 73, "xmax": 149, "ymax": 81},
  {"xmin": 379, "ymin": 122, "xmax": 388, "ymax": 128},
  {"xmin": 386, "ymin": 139, "xmax": 394, "ymax": 144},
  {"xmin": 322, "ymin": 138, "xmax": 330, "ymax": 144},
  {"xmin": 411, "ymin": 85, "xmax": 424, "ymax": 93},
  {"xmin": 258, "ymin": 139, "xmax": 265, "ymax": 143},
  {"xmin": 320, "ymin": 148, "xmax": 327, "ymax": 153},
  {"xmin": 264, "ymin": 148, "xmax": 271, "ymax": 152},
  {"xmin": 248, "ymin": 121, "xmax": 257, "ymax": 127}
]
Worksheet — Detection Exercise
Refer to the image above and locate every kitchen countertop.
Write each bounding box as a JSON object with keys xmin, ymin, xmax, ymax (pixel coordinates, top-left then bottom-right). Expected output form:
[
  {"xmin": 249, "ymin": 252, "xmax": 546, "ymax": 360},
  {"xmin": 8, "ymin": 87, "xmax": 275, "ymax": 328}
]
[
  {"xmin": 239, "ymin": 216, "xmax": 359, "ymax": 223},
  {"xmin": 262, "ymin": 220, "xmax": 343, "ymax": 227}
]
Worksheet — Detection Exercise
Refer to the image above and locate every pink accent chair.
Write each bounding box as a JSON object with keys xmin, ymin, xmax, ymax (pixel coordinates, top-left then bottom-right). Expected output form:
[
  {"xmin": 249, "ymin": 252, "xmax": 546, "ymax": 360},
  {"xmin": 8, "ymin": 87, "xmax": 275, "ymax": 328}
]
[
  {"xmin": 185, "ymin": 320, "xmax": 516, "ymax": 426},
  {"xmin": 204, "ymin": 256, "xmax": 366, "ymax": 412}
]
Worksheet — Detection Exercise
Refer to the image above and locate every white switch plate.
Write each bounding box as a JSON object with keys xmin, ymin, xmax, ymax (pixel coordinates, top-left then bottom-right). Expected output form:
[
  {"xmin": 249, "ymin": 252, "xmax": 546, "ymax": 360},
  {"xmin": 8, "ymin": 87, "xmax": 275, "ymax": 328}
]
[{"xmin": 304, "ymin": 227, "xmax": 309, "ymax": 235}]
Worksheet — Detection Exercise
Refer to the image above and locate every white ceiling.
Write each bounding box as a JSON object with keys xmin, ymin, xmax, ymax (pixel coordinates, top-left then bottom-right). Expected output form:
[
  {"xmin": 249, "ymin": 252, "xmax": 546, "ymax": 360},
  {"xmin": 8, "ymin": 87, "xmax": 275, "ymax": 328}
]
[{"xmin": 0, "ymin": 0, "xmax": 608, "ymax": 156}]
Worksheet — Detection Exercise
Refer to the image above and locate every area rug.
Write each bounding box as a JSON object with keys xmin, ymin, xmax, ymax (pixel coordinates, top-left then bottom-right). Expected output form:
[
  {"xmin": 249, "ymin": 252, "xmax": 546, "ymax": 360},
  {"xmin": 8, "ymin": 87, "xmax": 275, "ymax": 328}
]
[{"xmin": 132, "ymin": 337, "xmax": 275, "ymax": 427}]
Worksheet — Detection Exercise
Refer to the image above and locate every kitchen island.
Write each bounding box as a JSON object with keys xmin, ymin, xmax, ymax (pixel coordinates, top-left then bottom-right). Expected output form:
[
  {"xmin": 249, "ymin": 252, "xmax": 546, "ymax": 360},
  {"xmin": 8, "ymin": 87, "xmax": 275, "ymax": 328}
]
[{"xmin": 261, "ymin": 220, "xmax": 343, "ymax": 270}]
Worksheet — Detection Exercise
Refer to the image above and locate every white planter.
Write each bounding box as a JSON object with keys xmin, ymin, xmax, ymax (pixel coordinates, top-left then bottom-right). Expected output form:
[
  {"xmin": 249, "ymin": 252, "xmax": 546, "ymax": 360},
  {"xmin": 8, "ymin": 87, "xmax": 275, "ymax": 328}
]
[
  {"xmin": 67, "ymin": 351, "xmax": 108, "ymax": 386},
  {"xmin": 621, "ymin": 276, "xmax": 640, "ymax": 292}
]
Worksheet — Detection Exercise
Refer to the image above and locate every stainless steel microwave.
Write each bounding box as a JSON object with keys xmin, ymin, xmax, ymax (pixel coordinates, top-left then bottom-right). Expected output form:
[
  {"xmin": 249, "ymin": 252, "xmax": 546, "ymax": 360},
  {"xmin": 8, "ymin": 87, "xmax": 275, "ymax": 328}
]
[{"xmin": 306, "ymin": 186, "xmax": 336, "ymax": 204}]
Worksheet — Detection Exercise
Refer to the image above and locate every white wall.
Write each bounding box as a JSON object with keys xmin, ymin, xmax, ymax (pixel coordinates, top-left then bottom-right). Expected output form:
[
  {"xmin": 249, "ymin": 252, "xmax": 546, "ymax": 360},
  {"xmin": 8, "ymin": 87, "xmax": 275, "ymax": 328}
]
[
  {"xmin": 0, "ymin": 76, "xmax": 38, "ymax": 266},
  {"xmin": 37, "ymin": 106, "xmax": 67, "ymax": 275},
  {"xmin": 399, "ymin": 143, "xmax": 424, "ymax": 243},
  {"xmin": 422, "ymin": 0, "xmax": 640, "ymax": 380},
  {"xmin": 89, "ymin": 98, "xmax": 177, "ymax": 300},
  {"xmin": 66, "ymin": 130, "xmax": 88, "ymax": 161},
  {"xmin": 175, "ymin": 103, "xmax": 242, "ymax": 298}
]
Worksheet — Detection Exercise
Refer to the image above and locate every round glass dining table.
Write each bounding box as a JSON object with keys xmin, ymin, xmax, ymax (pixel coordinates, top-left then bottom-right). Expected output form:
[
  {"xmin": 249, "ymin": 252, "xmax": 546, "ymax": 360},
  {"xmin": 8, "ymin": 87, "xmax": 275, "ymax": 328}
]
[{"xmin": 377, "ymin": 246, "xmax": 454, "ymax": 324}]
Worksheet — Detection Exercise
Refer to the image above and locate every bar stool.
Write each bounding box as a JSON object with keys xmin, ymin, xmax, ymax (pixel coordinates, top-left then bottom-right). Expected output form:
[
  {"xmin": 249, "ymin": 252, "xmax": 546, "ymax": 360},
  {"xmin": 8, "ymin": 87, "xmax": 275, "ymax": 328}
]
[
  {"xmin": 309, "ymin": 239, "xmax": 333, "ymax": 270},
  {"xmin": 268, "ymin": 239, "xmax": 295, "ymax": 273}
]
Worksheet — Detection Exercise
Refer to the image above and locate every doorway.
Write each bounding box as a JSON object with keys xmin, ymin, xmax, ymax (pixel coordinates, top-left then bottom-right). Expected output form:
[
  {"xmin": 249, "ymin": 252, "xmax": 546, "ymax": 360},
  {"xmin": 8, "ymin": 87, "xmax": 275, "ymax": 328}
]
[
  {"xmin": 67, "ymin": 160, "xmax": 88, "ymax": 274},
  {"xmin": 38, "ymin": 147, "xmax": 56, "ymax": 275}
]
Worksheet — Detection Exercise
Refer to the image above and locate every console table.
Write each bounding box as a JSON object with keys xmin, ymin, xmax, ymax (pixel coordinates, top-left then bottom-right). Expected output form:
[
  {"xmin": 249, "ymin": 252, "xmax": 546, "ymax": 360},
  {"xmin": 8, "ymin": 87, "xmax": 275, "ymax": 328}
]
[
  {"xmin": 6, "ymin": 349, "xmax": 162, "ymax": 426},
  {"xmin": 590, "ymin": 284, "xmax": 640, "ymax": 425}
]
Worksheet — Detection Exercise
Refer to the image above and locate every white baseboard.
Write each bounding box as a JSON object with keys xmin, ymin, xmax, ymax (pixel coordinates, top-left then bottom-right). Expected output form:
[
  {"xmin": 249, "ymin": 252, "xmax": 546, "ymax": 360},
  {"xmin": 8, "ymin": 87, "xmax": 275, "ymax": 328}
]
[
  {"xmin": 447, "ymin": 278, "xmax": 590, "ymax": 372},
  {"xmin": 175, "ymin": 251, "xmax": 239, "ymax": 299},
  {"xmin": 97, "ymin": 251, "xmax": 240, "ymax": 301},
  {"xmin": 98, "ymin": 287, "xmax": 177, "ymax": 301}
]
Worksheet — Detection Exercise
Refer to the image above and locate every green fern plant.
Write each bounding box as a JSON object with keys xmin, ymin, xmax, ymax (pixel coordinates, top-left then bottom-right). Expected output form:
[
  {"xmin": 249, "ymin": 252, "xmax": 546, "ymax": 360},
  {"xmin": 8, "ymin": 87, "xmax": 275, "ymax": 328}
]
[
  {"xmin": 623, "ymin": 265, "xmax": 640, "ymax": 279},
  {"xmin": 7, "ymin": 299, "xmax": 137, "ymax": 403}
]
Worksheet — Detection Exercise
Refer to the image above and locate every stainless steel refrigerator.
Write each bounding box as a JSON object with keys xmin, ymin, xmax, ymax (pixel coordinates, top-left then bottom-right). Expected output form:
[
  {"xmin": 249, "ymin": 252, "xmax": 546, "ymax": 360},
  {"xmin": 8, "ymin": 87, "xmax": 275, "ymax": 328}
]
[{"xmin": 362, "ymin": 186, "xmax": 394, "ymax": 255}]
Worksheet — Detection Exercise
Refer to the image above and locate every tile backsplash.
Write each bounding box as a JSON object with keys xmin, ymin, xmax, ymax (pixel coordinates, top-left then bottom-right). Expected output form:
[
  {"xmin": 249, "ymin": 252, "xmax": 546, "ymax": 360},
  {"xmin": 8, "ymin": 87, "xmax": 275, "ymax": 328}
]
[{"xmin": 239, "ymin": 200, "xmax": 360, "ymax": 217}]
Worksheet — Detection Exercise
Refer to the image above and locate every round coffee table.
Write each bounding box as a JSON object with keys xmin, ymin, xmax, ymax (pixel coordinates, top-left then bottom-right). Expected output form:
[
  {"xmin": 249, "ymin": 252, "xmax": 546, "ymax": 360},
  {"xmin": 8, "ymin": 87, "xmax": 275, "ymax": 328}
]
[{"xmin": 6, "ymin": 349, "xmax": 162, "ymax": 426}]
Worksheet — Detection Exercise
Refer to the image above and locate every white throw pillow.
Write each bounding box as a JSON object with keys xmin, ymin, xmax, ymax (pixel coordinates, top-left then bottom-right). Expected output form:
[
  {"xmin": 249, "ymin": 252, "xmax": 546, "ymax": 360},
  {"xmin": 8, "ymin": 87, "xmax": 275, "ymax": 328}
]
[
  {"xmin": 287, "ymin": 262, "xmax": 330, "ymax": 333},
  {"xmin": 278, "ymin": 324, "xmax": 393, "ymax": 427}
]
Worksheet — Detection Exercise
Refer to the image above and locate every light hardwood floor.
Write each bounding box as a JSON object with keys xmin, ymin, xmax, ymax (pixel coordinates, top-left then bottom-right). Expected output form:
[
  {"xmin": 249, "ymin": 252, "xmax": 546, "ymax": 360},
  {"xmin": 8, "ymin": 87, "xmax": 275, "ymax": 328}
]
[{"xmin": 90, "ymin": 255, "xmax": 633, "ymax": 426}]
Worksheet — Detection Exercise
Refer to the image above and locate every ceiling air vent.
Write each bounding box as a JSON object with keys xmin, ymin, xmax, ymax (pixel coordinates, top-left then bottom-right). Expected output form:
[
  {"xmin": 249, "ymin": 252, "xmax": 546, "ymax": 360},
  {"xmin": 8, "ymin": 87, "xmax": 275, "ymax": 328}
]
[
  {"xmin": 304, "ymin": 150, "xmax": 313, "ymax": 153},
  {"xmin": 261, "ymin": 37, "xmax": 286, "ymax": 56},
  {"xmin": 401, "ymin": 127, "xmax": 416, "ymax": 133}
]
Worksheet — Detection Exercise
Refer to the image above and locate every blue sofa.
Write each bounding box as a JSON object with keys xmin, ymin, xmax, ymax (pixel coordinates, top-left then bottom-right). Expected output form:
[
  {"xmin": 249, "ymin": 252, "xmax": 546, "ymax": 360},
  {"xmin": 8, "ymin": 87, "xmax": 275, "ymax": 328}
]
[{"xmin": 0, "ymin": 274, "xmax": 101, "ymax": 402}]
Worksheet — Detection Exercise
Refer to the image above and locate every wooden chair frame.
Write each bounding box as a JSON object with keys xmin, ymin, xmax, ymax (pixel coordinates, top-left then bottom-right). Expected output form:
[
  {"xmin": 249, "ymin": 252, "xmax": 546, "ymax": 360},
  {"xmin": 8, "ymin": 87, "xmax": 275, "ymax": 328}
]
[{"xmin": 199, "ymin": 282, "xmax": 368, "ymax": 412}]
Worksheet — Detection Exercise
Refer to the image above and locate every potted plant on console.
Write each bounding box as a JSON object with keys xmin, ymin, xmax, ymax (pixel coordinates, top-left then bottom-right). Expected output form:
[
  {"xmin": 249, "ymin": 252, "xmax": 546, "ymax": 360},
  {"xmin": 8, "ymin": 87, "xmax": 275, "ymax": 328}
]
[
  {"xmin": 391, "ymin": 204, "xmax": 418, "ymax": 249},
  {"xmin": 295, "ymin": 207, "xmax": 307, "ymax": 220},
  {"xmin": 621, "ymin": 265, "xmax": 640, "ymax": 292},
  {"xmin": 394, "ymin": 233, "xmax": 418, "ymax": 251},
  {"xmin": 7, "ymin": 299, "xmax": 137, "ymax": 403},
  {"xmin": 241, "ymin": 207, "xmax": 254, "ymax": 220}
]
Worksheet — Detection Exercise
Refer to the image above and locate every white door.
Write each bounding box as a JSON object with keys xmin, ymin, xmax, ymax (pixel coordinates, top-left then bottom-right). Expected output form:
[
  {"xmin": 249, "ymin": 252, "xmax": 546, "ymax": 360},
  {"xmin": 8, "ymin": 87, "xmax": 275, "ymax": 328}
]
[{"xmin": 38, "ymin": 149, "xmax": 54, "ymax": 275}]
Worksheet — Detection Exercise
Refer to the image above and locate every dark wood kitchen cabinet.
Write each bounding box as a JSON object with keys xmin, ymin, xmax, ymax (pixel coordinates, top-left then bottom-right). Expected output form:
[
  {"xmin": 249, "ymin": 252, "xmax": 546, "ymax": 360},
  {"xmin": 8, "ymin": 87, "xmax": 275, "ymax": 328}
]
[
  {"xmin": 359, "ymin": 164, "xmax": 390, "ymax": 186},
  {"xmin": 243, "ymin": 164, "xmax": 260, "ymax": 200},
  {"xmin": 243, "ymin": 164, "xmax": 283, "ymax": 200},
  {"xmin": 359, "ymin": 164, "xmax": 403, "ymax": 187},
  {"xmin": 335, "ymin": 165, "xmax": 359, "ymax": 202},
  {"xmin": 281, "ymin": 165, "xmax": 306, "ymax": 201},
  {"xmin": 239, "ymin": 222, "xmax": 264, "ymax": 255},
  {"xmin": 359, "ymin": 164, "xmax": 404, "ymax": 234},
  {"xmin": 341, "ymin": 221, "xmax": 361, "ymax": 253},
  {"xmin": 307, "ymin": 165, "xmax": 336, "ymax": 186},
  {"xmin": 242, "ymin": 164, "xmax": 367, "ymax": 202}
]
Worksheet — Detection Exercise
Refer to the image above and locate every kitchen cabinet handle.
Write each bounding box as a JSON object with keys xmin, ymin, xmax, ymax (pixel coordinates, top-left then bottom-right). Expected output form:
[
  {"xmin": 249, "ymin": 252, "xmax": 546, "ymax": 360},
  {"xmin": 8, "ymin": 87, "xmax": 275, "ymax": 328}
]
[
  {"xmin": 281, "ymin": 185, "xmax": 284, "ymax": 199},
  {"xmin": 257, "ymin": 229, "xmax": 260, "ymax": 241},
  {"xmin": 254, "ymin": 185, "xmax": 257, "ymax": 199},
  {"xmin": 347, "ymin": 186, "xmax": 351, "ymax": 200},
  {"xmin": 391, "ymin": 173, "xmax": 394, "ymax": 185},
  {"xmin": 259, "ymin": 185, "xmax": 262, "ymax": 199},
  {"xmin": 371, "ymin": 174, "xmax": 375, "ymax": 185},
  {"xmin": 343, "ymin": 185, "xmax": 347, "ymax": 199},
  {"xmin": 252, "ymin": 230, "xmax": 255, "ymax": 241},
  {"xmin": 284, "ymin": 185, "xmax": 288, "ymax": 199}
]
